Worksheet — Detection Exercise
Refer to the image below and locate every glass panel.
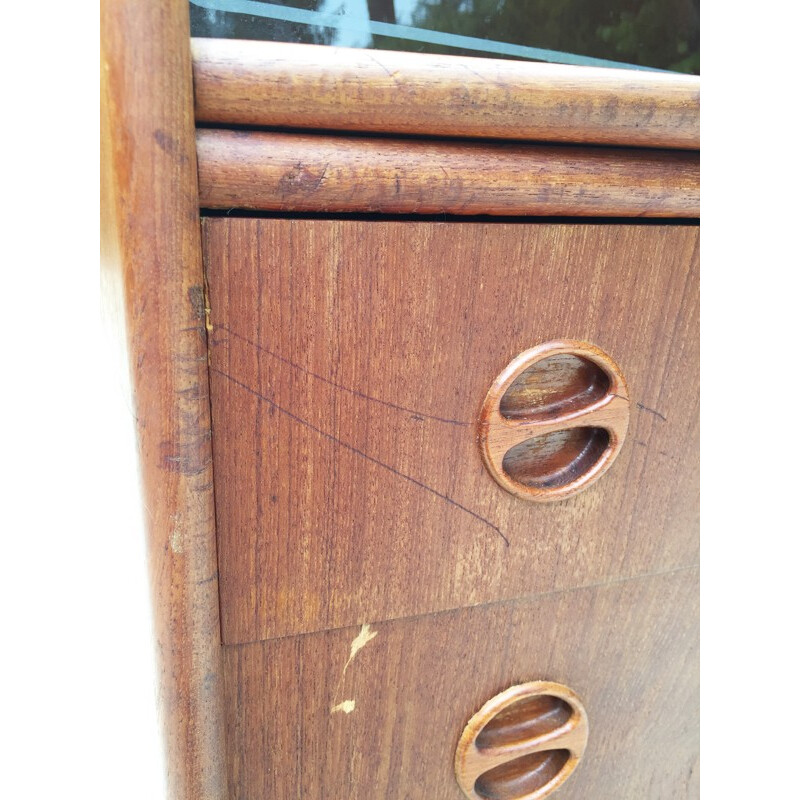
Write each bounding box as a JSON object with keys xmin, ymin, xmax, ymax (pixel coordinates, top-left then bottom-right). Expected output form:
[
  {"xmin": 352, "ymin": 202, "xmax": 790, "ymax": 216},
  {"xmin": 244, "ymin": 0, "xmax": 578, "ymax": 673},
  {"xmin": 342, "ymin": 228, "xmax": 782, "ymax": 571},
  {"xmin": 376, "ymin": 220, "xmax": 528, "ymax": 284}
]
[{"xmin": 189, "ymin": 0, "xmax": 699, "ymax": 74}]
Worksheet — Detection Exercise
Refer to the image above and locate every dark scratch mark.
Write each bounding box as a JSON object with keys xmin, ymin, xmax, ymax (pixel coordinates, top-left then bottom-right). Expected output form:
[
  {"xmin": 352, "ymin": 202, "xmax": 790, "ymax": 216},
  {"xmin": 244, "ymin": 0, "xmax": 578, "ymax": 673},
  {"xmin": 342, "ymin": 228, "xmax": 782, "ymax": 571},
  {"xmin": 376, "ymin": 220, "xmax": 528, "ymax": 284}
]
[
  {"xmin": 460, "ymin": 63, "xmax": 498, "ymax": 86},
  {"xmin": 176, "ymin": 385, "xmax": 208, "ymax": 401},
  {"xmin": 177, "ymin": 383, "xmax": 203, "ymax": 396},
  {"xmin": 196, "ymin": 571, "xmax": 218, "ymax": 586},
  {"xmin": 312, "ymin": 163, "xmax": 328, "ymax": 191},
  {"xmin": 212, "ymin": 367, "xmax": 509, "ymax": 547},
  {"xmin": 216, "ymin": 324, "xmax": 469, "ymax": 427},
  {"xmin": 462, "ymin": 64, "xmax": 488, "ymax": 82},
  {"xmin": 636, "ymin": 402, "xmax": 667, "ymax": 422},
  {"xmin": 366, "ymin": 51, "xmax": 395, "ymax": 80},
  {"xmin": 636, "ymin": 440, "xmax": 671, "ymax": 458}
]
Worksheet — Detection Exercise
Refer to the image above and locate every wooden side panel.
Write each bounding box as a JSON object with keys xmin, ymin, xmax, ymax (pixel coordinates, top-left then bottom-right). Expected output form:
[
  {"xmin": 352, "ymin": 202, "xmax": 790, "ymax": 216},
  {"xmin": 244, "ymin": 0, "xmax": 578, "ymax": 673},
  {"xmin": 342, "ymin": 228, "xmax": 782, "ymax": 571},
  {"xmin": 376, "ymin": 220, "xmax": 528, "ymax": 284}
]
[
  {"xmin": 192, "ymin": 38, "xmax": 700, "ymax": 149},
  {"xmin": 223, "ymin": 567, "xmax": 699, "ymax": 799},
  {"xmin": 196, "ymin": 130, "xmax": 700, "ymax": 217},
  {"xmin": 205, "ymin": 220, "xmax": 699, "ymax": 644},
  {"xmin": 101, "ymin": 1, "xmax": 227, "ymax": 796}
]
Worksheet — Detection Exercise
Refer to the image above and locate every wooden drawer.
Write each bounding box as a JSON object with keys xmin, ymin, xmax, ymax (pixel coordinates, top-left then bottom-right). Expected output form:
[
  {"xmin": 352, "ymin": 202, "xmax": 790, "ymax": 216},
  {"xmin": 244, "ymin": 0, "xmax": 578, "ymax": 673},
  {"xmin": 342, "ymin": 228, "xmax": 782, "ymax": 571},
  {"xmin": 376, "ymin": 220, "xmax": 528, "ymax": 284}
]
[
  {"xmin": 223, "ymin": 566, "xmax": 699, "ymax": 799},
  {"xmin": 205, "ymin": 219, "xmax": 699, "ymax": 644}
]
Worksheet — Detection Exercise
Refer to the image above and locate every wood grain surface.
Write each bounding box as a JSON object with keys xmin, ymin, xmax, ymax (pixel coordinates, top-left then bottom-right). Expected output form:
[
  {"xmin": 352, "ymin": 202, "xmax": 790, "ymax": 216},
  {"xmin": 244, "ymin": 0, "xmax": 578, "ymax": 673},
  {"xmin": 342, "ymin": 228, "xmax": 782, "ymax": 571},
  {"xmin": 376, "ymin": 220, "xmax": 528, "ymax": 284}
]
[
  {"xmin": 222, "ymin": 566, "xmax": 699, "ymax": 799},
  {"xmin": 204, "ymin": 220, "xmax": 699, "ymax": 645},
  {"xmin": 196, "ymin": 130, "xmax": 700, "ymax": 217},
  {"xmin": 192, "ymin": 38, "xmax": 700, "ymax": 150},
  {"xmin": 101, "ymin": 1, "xmax": 227, "ymax": 796}
]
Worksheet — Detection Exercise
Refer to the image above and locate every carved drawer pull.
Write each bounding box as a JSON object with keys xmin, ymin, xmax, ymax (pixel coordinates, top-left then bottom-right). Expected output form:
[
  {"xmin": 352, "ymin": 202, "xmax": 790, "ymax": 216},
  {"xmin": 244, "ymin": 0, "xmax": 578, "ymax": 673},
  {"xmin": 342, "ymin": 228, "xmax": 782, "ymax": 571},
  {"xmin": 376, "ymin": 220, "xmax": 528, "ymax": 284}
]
[
  {"xmin": 479, "ymin": 341, "xmax": 629, "ymax": 502},
  {"xmin": 455, "ymin": 681, "xmax": 588, "ymax": 800}
]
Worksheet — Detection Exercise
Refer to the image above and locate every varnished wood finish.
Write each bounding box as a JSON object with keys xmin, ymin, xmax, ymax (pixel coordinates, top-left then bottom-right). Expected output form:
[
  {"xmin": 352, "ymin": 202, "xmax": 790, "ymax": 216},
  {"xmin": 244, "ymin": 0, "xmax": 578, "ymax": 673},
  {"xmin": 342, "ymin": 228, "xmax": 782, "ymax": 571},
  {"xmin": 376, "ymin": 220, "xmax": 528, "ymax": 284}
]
[
  {"xmin": 204, "ymin": 219, "xmax": 699, "ymax": 644},
  {"xmin": 455, "ymin": 682, "xmax": 588, "ymax": 800},
  {"xmin": 222, "ymin": 566, "xmax": 699, "ymax": 799},
  {"xmin": 192, "ymin": 38, "xmax": 700, "ymax": 150},
  {"xmin": 479, "ymin": 342, "xmax": 630, "ymax": 502},
  {"xmin": 100, "ymin": 1, "xmax": 226, "ymax": 796},
  {"xmin": 197, "ymin": 130, "xmax": 700, "ymax": 217}
]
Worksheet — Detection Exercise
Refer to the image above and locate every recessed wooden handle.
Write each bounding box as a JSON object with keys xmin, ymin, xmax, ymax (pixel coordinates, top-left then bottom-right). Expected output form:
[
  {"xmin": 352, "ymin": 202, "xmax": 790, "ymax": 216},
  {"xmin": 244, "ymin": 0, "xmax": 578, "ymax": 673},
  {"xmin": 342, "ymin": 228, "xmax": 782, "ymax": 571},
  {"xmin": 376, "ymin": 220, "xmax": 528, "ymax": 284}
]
[
  {"xmin": 479, "ymin": 341, "xmax": 629, "ymax": 502},
  {"xmin": 455, "ymin": 682, "xmax": 588, "ymax": 800}
]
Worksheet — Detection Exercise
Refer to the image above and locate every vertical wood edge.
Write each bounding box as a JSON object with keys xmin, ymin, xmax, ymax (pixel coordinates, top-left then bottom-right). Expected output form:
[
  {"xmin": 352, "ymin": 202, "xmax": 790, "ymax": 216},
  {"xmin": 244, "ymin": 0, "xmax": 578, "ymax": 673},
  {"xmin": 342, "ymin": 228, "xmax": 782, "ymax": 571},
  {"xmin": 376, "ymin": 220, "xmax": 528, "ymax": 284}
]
[{"xmin": 101, "ymin": 1, "xmax": 227, "ymax": 797}]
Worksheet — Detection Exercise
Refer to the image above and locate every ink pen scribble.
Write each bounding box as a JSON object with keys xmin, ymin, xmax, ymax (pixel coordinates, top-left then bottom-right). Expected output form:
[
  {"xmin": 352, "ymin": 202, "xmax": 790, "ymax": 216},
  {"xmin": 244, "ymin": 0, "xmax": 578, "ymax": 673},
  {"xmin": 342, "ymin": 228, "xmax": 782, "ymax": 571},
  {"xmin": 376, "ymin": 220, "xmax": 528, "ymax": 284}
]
[
  {"xmin": 215, "ymin": 324, "xmax": 470, "ymax": 427},
  {"xmin": 636, "ymin": 401, "xmax": 667, "ymax": 422},
  {"xmin": 212, "ymin": 366, "xmax": 509, "ymax": 547}
]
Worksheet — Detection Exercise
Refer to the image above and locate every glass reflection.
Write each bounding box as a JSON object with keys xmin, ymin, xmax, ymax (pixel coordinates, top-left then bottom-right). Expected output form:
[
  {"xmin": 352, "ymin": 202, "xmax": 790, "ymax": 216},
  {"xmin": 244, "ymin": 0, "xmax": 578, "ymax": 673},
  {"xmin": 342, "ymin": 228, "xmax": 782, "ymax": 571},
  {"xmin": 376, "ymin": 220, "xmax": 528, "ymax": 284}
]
[{"xmin": 190, "ymin": 0, "xmax": 699, "ymax": 74}]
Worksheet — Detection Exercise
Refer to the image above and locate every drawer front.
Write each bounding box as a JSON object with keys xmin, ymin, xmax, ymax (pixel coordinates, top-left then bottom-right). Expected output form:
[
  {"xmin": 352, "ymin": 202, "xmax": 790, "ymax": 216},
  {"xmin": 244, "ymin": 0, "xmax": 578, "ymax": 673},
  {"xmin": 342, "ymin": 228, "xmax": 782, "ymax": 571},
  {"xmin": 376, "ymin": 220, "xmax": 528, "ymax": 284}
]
[
  {"xmin": 223, "ymin": 567, "xmax": 699, "ymax": 799},
  {"xmin": 205, "ymin": 219, "xmax": 699, "ymax": 643}
]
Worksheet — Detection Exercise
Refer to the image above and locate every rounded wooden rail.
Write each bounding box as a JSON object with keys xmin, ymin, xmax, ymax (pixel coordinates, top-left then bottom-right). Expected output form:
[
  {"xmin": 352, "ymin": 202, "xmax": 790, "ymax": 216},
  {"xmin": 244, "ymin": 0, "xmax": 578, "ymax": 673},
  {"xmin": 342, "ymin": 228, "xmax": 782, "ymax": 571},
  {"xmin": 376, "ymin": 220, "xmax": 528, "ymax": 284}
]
[
  {"xmin": 196, "ymin": 130, "xmax": 699, "ymax": 217},
  {"xmin": 192, "ymin": 38, "xmax": 700, "ymax": 150}
]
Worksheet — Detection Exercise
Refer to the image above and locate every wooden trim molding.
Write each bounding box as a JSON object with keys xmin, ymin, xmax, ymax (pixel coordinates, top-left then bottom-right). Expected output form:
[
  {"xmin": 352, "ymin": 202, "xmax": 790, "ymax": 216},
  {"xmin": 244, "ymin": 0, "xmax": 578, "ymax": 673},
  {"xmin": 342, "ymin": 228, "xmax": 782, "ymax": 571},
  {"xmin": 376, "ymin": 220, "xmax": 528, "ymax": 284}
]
[
  {"xmin": 196, "ymin": 129, "xmax": 700, "ymax": 217},
  {"xmin": 192, "ymin": 38, "xmax": 700, "ymax": 150},
  {"xmin": 101, "ymin": 2, "xmax": 227, "ymax": 797}
]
